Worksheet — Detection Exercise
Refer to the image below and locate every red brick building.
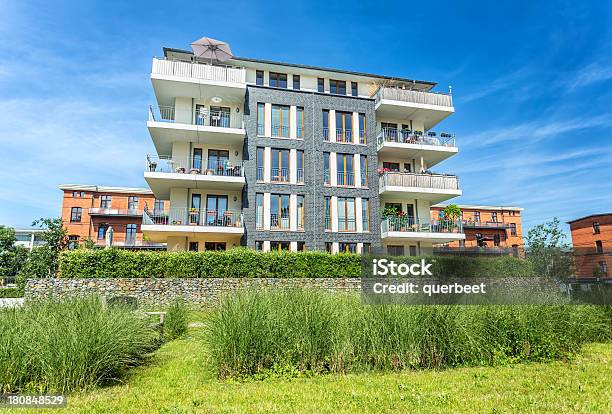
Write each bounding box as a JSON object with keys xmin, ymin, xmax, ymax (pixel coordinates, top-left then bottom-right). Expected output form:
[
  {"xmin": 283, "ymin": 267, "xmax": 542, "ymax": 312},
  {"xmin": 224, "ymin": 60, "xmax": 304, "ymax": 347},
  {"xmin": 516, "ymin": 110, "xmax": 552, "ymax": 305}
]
[
  {"xmin": 59, "ymin": 184, "xmax": 165, "ymax": 249},
  {"xmin": 431, "ymin": 204, "xmax": 523, "ymax": 256},
  {"xmin": 568, "ymin": 213, "xmax": 611, "ymax": 278}
]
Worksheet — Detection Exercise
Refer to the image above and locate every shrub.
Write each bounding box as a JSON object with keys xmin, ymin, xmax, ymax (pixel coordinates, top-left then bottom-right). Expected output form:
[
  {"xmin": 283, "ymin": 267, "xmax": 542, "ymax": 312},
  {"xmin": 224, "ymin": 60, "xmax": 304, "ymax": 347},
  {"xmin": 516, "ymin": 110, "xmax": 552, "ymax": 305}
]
[
  {"xmin": 0, "ymin": 296, "xmax": 159, "ymax": 393},
  {"xmin": 164, "ymin": 300, "xmax": 188, "ymax": 340},
  {"xmin": 0, "ymin": 287, "xmax": 22, "ymax": 298},
  {"xmin": 57, "ymin": 248, "xmax": 533, "ymax": 278},
  {"xmin": 205, "ymin": 289, "xmax": 611, "ymax": 379}
]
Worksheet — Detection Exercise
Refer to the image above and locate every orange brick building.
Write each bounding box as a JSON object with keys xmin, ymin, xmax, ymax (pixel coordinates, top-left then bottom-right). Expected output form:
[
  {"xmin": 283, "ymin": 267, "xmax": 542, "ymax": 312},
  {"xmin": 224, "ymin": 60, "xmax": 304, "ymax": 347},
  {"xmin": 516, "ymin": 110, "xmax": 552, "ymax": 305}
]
[
  {"xmin": 568, "ymin": 214, "xmax": 611, "ymax": 278},
  {"xmin": 59, "ymin": 184, "xmax": 165, "ymax": 249},
  {"xmin": 431, "ymin": 204, "xmax": 523, "ymax": 255}
]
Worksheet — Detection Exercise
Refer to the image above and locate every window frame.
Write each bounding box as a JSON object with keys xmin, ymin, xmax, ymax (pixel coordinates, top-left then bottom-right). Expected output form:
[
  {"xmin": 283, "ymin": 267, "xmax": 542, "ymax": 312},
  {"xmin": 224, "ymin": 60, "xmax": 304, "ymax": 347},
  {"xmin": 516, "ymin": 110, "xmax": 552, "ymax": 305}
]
[
  {"xmin": 317, "ymin": 78, "xmax": 324, "ymax": 93},
  {"xmin": 293, "ymin": 74, "xmax": 300, "ymax": 90},
  {"xmin": 271, "ymin": 104, "xmax": 290, "ymax": 138},
  {"xmin": 351, "ymin": 81, "xmax": 358, "ymax": 97},
  {"xmin": 269, "ymin": 72, "xmax": 287, "ymax": 88},
  {"xmin": 337, "ymin": 197, "xmax": 356, "ymax": 232},
  {"xmin": 256, "ymin": 70, "xmax": 264, "ymax": 86},
  {"xmin": 70, "ymin": 207, "xmax": 82, "ymax": 223}
]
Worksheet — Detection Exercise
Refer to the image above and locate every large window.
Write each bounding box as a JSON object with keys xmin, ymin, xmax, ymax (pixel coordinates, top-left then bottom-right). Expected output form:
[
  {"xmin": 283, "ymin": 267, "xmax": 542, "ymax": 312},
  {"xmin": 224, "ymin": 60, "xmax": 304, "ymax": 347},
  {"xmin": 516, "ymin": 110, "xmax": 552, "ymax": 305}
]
[
  {"xmin": 297, "ymin": 150, "xmax": 304, "ymax": 183},
  {"xmin": 256, "ymin": 193, "xmax": 264, "ymax": 229},
  {"xmin": 256, "ymin": 147, "xmax": 264, "ymax": 181},
  {"xmin": 271, "ymin": 105, "xmax": 290, "ymax": 138},
  {"xmin": 270, "ymin": 194, "xmax": 290, "ymax": 230},
  {"xmin": 256, "ymin": 70, "xmax": 264, "ymax": 86},
  {"xmin": 337, "ymin": 153, "xmax": 354, "ymax": 187},
  {"xmin": 296, "ymin": 107, "xmax": 304, "ymax": 139},
  {"xmin": 323, "ymin": 152, "xmax": 330, "ymax": 185},
  {"xmin": 360, "ymin": 155, "xmax": 368, "ymax": 187},
  {"xmin": 269, "ymin": 72, "xmax": 287, "ymax": 88},
  {"xmin": 337, "ymin": 197, "xmax": 356, "ymax": 232},
  {"xmin": 322, "ymin": 109, "xmax": 330, "ymax": 141},
  {"xmin": 362, "ymin": 198, "xmax": 370, "ymax": 232},
  {"xmin": 270, "ymin": 241, "xmax": 290, "ymax": 251},
  {"xmin": 97, "ymin": 224, "xmax": 107, "ymax": 240},
  {"xmin": 100, "ymin": 195, "xmax": 111, "ymax": 208},
  {"xmin": 154, "ymin": 199, "xmax": 164, "ymax": 214},
  {"xmin": 70, "ymin": 207, "xmax": 82, "ymax": 223},
  {"xmin": 128, "ymin": 196, "xmax": 138, "ymax": 210},
  {"xmin": 271, "ymin": 149, "xmax": 290, "ymax": 182},
  {"xmin": 509, "ymin": 223, "xmax": 517, "ymax": 236},
  {"xmin": 358, "ymin": 113, "xmax": 366, "ymax": 144},
  {"xmin": 324, "ymin": 196, "xmax": 331, "ymax": 231},
  {"xmin": 339, "ymin": 242, "xmax": 357, "ymax": 253},
  {"xmin": 257, "ymin": 103, "xmax": 265, "ymax": 135},
  {"xmin": 297, "ymin": 195, "xmax": 305, "ymax": 230},
  {"xmin": 330, "ymin": 79, "xmax": 346, "ymax": 95},
  {"xmin": 208, "ymin": 149, "xmax": 229, "ymax": 174},
  {"xmin": 126, "ymin": 224, "xmax": 137, "ymax": 243},
  {"xmin": 293, "ymin": 74, "xmax": 300, "ymax": 90},
  {"xmin": 335, "ymin": 111, "xmax": 352, "ymax": 143}
]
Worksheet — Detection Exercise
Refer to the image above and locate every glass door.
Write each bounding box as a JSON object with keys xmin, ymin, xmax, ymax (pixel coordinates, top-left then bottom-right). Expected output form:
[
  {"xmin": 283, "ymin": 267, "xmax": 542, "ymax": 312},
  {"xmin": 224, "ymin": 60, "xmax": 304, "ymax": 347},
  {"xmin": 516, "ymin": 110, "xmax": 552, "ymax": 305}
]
[
  {"xmin": 190, "ymin": 194, "xmax": 201, "ymax": 225},
  {"xmin": 210, "ymin": 106, "xmax": 230, "ymax": 128},
  {"xmin": 208, "ymin": 149, "xmax": 229, "ymax": 175},
  {"xmin": 206, "ymin": 195, "xmax": 228, "ymax": 226},
  {"xmin": 192, "ymin": 148, "xmax": 202, "ymax": 172},
  {"xmin": 195, "ymin": 104, "xmax": 207, "ymax": 126}
]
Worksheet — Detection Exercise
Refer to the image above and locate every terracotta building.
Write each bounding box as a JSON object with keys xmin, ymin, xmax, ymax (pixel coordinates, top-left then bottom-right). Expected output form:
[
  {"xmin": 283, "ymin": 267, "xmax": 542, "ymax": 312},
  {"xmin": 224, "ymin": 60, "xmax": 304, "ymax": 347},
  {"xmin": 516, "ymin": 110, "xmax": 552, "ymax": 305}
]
[
  {"xmin": 59, "ymin": 184, "xmax": 166, "ymax": 249},
  {"xmin": 430, "ymin": 204, "xmax": 523, "ymax": 255},
  {"xmin": 568, "ymin": 213, "xmax": 611, "ymax": 278}
]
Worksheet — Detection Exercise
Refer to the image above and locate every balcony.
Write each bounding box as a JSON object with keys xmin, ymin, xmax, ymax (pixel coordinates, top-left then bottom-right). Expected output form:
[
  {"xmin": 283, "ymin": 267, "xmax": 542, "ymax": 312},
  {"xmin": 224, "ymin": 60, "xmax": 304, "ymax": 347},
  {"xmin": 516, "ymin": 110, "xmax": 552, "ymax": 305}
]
[
  {"xmin": 377, "ymin": 128, "xmax": 458, "ymax": 167},
  {"xmin": 88, "ymin": 208, "xmax": 143, "ymax": 217},
  {"xmin": 94, "ymin": 239, "xmax": 166, "ymax": 249},
  {"xmin": 144, "ymin": 156, "xmax": 245, "ymax": 199},
  {"xmin": 379, "ymin": 172, "xmax": 462, "ymax": 203},
  {"xmin": 150, "ymin": 58, "xmax": 246, "ymax": 104},
  {"xmin": 141, "ymin": 208, "xmax": 244, "ymax": 239},
  {"xmin": 148, "ymin": 106, "xmax": 245, "ymax": 154},
  {"xmin": 462, "ymin": 221, "xmax": 510, "ymax": 229},
  {"xmin": 373, "ymin": 86, "xmax": 454, "ymax": 130},
  {"xmin": 381, "ymin": 217, "xmax": 465, "ymax": 243}
]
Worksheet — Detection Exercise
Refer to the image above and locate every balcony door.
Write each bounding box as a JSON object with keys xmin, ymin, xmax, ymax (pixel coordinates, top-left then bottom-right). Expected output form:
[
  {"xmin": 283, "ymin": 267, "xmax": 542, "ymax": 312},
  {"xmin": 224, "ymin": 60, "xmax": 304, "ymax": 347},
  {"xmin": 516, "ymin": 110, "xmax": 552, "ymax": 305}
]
[
  {"xmin": 210, "ymin": 106, "xmax": 230, "ymax": 128},
  {"xmin": 190, "ymin": 194, "xmax": 201, "ymax": 225},
  {"xmin": 195, "ymin": 104, "xmax": 207, "ymax": 126},
  {"xmin": 206, "ymin": 195, "xmax": 228, "ymax": 226},
  {"xmin": 192, "ymin": 148, "xmax": 203, "ymax": 172},
  {"xmin": 208, "ymin": 149, "xmax": 229, "ymax": 175}
]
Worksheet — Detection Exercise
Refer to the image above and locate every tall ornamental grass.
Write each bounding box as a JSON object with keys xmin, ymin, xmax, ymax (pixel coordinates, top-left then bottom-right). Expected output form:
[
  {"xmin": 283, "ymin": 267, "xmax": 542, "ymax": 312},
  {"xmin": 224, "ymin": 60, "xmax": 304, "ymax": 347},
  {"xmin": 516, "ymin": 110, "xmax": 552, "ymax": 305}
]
[
  {"xmin": 205, "ymin": 290, "xmax": 611, "ymax": 378},
  {"xmin": 0, "ymin": 296, "xmax": 160, "ymax": 393}
]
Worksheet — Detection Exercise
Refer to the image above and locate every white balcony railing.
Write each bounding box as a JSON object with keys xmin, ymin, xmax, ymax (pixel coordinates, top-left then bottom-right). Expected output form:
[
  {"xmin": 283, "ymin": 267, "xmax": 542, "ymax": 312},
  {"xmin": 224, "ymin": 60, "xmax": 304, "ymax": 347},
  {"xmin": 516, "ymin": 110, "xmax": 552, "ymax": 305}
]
[
  {"xmin": 143, "ymin": 208, "xmax": 243, "ymax": 228},
  {"xmin": 377, "ymin": 128, "xmax": 456, "ymax": 149},
  {"xmin": 373, "ymin": 86, "xmax": 453, "ymax": 107},
  {"xmin": 379, "ymin": 172, "xmax": 459, "ymax": 190},
  {"xmin": 152, "ymin": 58, "xmax": 246, "ymax": 84},
  {"xmin": 381, "ymin": 217, "xmax": 463, "ymax": 234},
  {"xmin": 146, "ymin": 156, "xmax": 244, "ymax": 177},
  {"xmin": 148, "ymin": 106, "xmax": 245, "ymax": 129}
]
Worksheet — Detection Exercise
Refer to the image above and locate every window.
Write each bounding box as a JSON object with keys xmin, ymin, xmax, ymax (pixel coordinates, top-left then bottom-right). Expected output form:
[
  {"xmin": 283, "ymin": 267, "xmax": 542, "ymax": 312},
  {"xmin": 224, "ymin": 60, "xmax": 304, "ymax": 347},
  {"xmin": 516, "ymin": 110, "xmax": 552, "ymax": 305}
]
[
  {"xmin": 322, "ymin": 109, "xmax": 330, "ymax": 141},
  {"xmin": 192, "ymin": 148, "xmax": 203, "ymax": 171},
  {"xmin": 593, "ymin": 221, "xmax": 601, "ymax": 234},
  {"xmin": 493, "ymin": 234, "xmax": 501, "ymax": 247},
  {"xmin": 72, "ymin": 191, "xmax": 84, "ymax": 198},
  {"xmin": 270, "ymin": 241, "xmax": 290, "ymax": 251},
  {"xmin": 271, "ymin": 105, "xmax": 290, "ymax": 137},
  {"xmin": 323, "ymin": 152, "xmax": 330, "ymax": 185},
  {"xmin": 189, "ymin": 242, "xmax": 199, "ymax": 252},
  {"xmin": 388, "ymin": 245, "xmax": 404, "ymax": 256},
  {"xmin": 325, "ymin": 196, "xmax": 332, "ymax": 231},
  {"xmin": 351, "ymin": 81, "xmax": 358, "ymax": 97},
  {"xmin": 128, "ymin": 196, "xmax": 138, "ymax": 210},
  {"xmin": 126, "ymin": 224, "xmax": 137, "ymax": 243},
  {"xmin": 409, "ymin": 246, "xmax": 417, "ymax": 256},
  {"xmin": 297, "ymin": 241, "xmax": 306, "ymax": 252},
  {"xmin": 335, "ymin": 111, "xmax": 352, "ymax": 143},
  {"xmin": 271, "ymin": 149, "xmax": 290, "ymax": 182},
  {"xmin": 297, "ymin": 150, "xmax": 304, "ymax": 183},
  {"xmin": 382, "ymin": 162, "xmax": 400, "ymax": 172},
  {"xmin": 362, "ymin": 243, "xmax": 371, "ymax": 254},
  {"xmin": 358, "ymin": 113, "xmax": 366, "ymax": 144},
  {"xmin": 330, "ymin": 79, "xmax": 346, "ymax": 95},
  {"xmin": 255, "ymin": 241, "xmax": 264, "ymax": 251},
  {"xmin": 68, "ymin": 235, "xmax": 79, "ymax": 250},
  {"xmin": 325, "ymin": 242, "xmax": 333, "ymax": 253},
  {"xmin": 337, "ymin": 153, "xmax": 354, "ymax": 186},
  {"xmin": 474, "ymin": 211, "xmax": 481, "ymax": 222},
  {"xmin": 339, "ymin": 242, "xmax": 357, "ymax": 253},
  {"xmin": 362, "ymin": 198, "xmax": 370, "ymax": 232},
  {"xmin": 270, "ymin": 194, "xmax": 290, "ymax": 230},
  {"xmin": 256, "ymin": 147, "xmax": 264, "ymax": 181},
  {"xmin": 97, "ymin": 224, "xmax": 107, "ymax": 240},
  {"xmin": 256, "ymin": 193, "xmax": 264, "ymax": 229},
  {"xmin": 205, "ymin": 195, "xmax": 228, "ymax": 226},
  {"xmin": 595, "ymin": 240, "xmax": 603, "ymax": 253},
  {"xmin": 293, "ymin": 74, "xmax": 300, "ymax": 90},
  {"xmin": 256, "ymin": 70, "xmax": 264, "ymax": 86},
  {"xmin": 491, "ymin": 212, "xmax": 498, "ymax": 222},
  {"xmin": 599, "ymin": 261, "xmax": 608, "ymax": 276},
  {"xmin": 360, "ymin": 155, "xmax": 368, "ymax": 187},
  {"xmin": 296, "ymin": 107, "xmax": 304, "ymax": 139},
  {"xmin": 210, "ymin": 106, "xmax": 230, "ymax": 128},
  {"xmin": 100, "ymin": 195, "xmax": 112, "ymax": 209},
  {"xmin": 208, "ymin": 149, "xmax": 229, "ymax": 174},
  {"xmin": 317, "ymin": 77, "xmax": 324, "ymax": 93},
  {"xmin": 297, "ymin": 195, "xmax": 305, "ymax": 230},
  {"xmin": 269, "ymin": 72, "xmax": 287, "ymax": 88},
  {"xmin": 205, "ymin": 242, "xmax": 226, "ymax": 251},
  {"xmin": 70, "ymin": 207, "xmax": 82, "ymax": 223},
  {"xmin": 154, "ymin": 199, "xmax": 164, "ymax": 214},
  {"xmin": 509, "ymin": 223, "xmax": 517, "ymax": 236},
  {"xmin": 337, "ymin": 197, "xmax": 356, "ymax": 232},
  {"xmin": 257, "ymin": 103, "xmax": 265, "ymax": 135}
]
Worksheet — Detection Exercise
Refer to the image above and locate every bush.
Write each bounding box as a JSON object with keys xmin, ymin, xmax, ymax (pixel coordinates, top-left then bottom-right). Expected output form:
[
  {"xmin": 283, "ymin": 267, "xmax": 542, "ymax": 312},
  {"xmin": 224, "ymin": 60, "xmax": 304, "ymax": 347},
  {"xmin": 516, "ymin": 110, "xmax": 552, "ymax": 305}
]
[
  {"xmin": 0, "ymin": 296, "xmax": 160, "ymax": 393},
  {"xmin": 57, "ymin": 248, "xmax": 533, "ymax": 278},
  {"xmin": 0, "ymin": 287, "xmax": 22, "ymax": 298},
  {"xmin": 205, "ymin": 289, "xmax": 611, "ymax": 379},
  {"xmin": 164, "ymin": 300, "xmax": 188, "ymax": 340}
]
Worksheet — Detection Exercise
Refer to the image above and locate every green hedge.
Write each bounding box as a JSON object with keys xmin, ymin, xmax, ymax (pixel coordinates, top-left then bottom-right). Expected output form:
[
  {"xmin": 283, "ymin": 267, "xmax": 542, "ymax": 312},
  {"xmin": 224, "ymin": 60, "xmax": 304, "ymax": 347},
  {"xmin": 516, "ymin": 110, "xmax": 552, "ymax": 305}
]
[
  {"xmin": 57, "ymin": 248, "xmax": 534, "ymax": 278},
  {"xmin": 0, "ymin": 287, "xmax": 23, "ymax": 298}
]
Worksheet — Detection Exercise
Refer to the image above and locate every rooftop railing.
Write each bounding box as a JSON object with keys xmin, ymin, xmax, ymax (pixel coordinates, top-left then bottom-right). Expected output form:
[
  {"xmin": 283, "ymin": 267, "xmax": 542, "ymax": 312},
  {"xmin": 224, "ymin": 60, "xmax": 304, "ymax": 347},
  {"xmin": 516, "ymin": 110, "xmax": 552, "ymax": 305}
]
[
  {"xmin": 146, "ymin": 156, "xmax": 244, "ymax": 177},
  {"xmin": 152, "ymin": 57, "xmax": 246, "ymax": 84},
  {"xmin": 377, "ymin": 128, "xmax": 456, "ymax": 149},
  {"xmin": 373, "ymin": 86, "xmax": 453, "ymax": 107},
  {"xmin": 148, "ymin": 106, "xmax": 245, "ymax": 129},
  {"xmin": 381, "ymin": 217, "xmax": 463, "ymax": 234},
  {"xmin": 143, "ymin": 208, "xmax": 243, "ymax": 228},
  {"xmin": 379, "ymin": 171, "xmax": 459, "ymax": 191}
]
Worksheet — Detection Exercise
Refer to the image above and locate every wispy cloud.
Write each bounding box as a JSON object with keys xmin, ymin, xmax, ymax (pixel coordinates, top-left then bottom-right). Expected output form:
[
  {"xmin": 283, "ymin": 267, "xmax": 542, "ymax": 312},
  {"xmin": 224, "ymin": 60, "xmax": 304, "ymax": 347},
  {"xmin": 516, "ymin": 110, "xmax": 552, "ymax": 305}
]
[{"xmin": 566, "ymin": 62, "xmax": 612, "ymax": 90}]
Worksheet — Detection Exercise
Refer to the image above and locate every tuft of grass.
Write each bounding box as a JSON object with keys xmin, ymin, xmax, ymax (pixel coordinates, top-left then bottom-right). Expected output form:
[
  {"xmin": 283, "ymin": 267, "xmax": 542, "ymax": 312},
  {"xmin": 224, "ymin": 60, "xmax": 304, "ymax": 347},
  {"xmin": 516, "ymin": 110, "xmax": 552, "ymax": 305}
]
[
  {"xmin": 164, "ymin": 300, "xmax": 188, "ymax": 341},
  {"xmin": 0, "ymin": 296, "xmax": 160, "ymax": 393},
  {"xmin": 205, "ymin": 289, "xmax": 611, "ymax": 379}
]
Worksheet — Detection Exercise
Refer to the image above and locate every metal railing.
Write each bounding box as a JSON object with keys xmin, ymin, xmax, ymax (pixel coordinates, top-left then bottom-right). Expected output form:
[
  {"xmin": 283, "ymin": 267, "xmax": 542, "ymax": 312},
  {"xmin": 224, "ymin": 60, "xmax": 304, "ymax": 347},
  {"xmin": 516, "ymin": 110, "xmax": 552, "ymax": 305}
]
[
  {"xmin": 336, "ymin": 128, "xmax": 353, "ymax": 143},
  {"xmin": 270, "ymin": 167, "xmax": 290, "ymax": 182},
  {"xmin": 270, "ymin": 214, "xmax": 290, "ymax": 230},
  {"xmin": 148, "ymin": 106, "xmax": 244, "ymax": 129},
  {"xmin": 257, "ymin": 124, "xmax": 264, "ymax": 136},
  {"xmin": 271, "ymin": 124, "xmax": 290, "ymax": 138},
  {"xmin": 297, "ymin": 168, "xmax": 304, "ymax": 183},
  {"xmin": 373, "ymin": 86, "xmax": 453, "ymax": 107},
  {"xmin": 152, "ymin": 57, "xmax": 246, "ymax": 84},
  {"xmin": 256, "ymin": 166, "xmax": 264, "ymax": 181},
  {"xmin": 146, "ymin": 156, "xmax": 244, "ymax": 177},
  {"xmin": 359, "ymin": 130, "xmax": 366, "ymax": 145},
  {"xmin": 143, "ymin": 208, "xmax": 243, "ymax": 228},
  {"xmin": 462, "ymin": 221, "xmax": 509, "ymax": 229},
  {"xmin": 379, "ymin": 172, "xmax": 459, "ymax": 190},
  {"xmin": 377, "ymin": 128, "xmax": 456, "ymax": 148},
  {"xmin": 296, "ymin": 126, "xmax": 304, "ymax": 139},
  {"xmin": 381, "ymin": 217, "xmax": 463, "ymax": 234},
  {"xmin": 89, "ymin": 208, "xmax": 143, "ymax": 216},
  {"xmin": 323, "ymin": 170, "xmax": 330, "ymax": 185},
  {"xmin": 323, "ymin": 127, "xmax": 330, "ymax": 142},
  {"xmin": 337, "ymin": 172, "xmax": 355, "ymax": 187}
]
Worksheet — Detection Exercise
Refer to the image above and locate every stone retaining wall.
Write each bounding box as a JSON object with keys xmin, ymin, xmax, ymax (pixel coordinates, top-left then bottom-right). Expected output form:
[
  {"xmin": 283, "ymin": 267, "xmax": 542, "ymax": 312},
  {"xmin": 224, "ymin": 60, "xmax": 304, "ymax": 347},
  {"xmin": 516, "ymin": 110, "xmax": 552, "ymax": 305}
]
[{"xmin": 25, "ymin": 278, "xmax": 361, "ymax": 309}]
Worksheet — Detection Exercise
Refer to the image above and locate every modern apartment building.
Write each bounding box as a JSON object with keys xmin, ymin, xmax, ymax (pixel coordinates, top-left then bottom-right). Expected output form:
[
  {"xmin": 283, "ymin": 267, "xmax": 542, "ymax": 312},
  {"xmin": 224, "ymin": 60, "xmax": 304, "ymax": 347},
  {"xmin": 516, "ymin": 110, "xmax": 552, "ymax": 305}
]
[
  {"xmin": 142, "ymin": 40, "xmax": 464, "ymax": 254},
  {"xmin": 568, "ymin": 213, "xmax": 611, "ymax": 278},
  {"xmin": 59, "ymin": 184, "xmax": 166, "ymax": 249},
  {"xmin": 13, "ymin": 228, "xmax": 45, "ymax": 251},
  {"xmin": 431, "ymin": 204, "xmax": 523, "ymax": 255}
]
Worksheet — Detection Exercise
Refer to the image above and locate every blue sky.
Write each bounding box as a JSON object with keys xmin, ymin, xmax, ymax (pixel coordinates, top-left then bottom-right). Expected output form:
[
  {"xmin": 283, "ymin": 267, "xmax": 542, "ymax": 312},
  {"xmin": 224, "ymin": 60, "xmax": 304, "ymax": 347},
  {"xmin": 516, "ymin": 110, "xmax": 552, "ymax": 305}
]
[{"xmin": 1, "ymin": 0, "xmax": 611, "ymax": 238}]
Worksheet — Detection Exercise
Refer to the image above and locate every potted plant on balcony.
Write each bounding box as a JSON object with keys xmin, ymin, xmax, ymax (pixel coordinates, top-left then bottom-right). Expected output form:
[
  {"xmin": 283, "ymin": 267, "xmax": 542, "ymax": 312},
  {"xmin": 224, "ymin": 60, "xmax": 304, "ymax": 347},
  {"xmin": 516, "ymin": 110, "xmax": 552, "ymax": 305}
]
[
  {"xmin": 189, "ymin": 208, "xmax": 199, "ymax": 225},
  {"xmin": 206, "ymin": 168, "xmax": 215, "ymax": 175},
  {"xmin": 377, "ymin": 167, "xmax": 391, "ymax": 176},
  {"xmin": 190, "ymin": 167, "xmax": 200, "ymax": 174},
  {"xmin": 442, "ymin": 204, "xmax": 462, "ymax": 232},
  {"xmin": 175, "ymin": 166, "xmax": 186, "ymax": 174}
]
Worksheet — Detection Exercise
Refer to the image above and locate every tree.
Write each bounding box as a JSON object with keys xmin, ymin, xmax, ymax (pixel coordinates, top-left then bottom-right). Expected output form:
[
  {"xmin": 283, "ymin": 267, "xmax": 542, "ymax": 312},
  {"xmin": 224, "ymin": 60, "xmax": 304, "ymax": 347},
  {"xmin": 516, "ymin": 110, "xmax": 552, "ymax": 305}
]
[
  {"xmin": 0, "ymin": 226, "xmax": 29, "ymax": 286},
  {"xmin": 20, "ymin": 218, "xmax": 67, "ymax": 278},
  {"xmin": 525, "ymin": 218, "xmax": 573, "ymax": 278},
  {"xmin": 443, "ymin": 204, "xmax": 461, "ymax": 222}
]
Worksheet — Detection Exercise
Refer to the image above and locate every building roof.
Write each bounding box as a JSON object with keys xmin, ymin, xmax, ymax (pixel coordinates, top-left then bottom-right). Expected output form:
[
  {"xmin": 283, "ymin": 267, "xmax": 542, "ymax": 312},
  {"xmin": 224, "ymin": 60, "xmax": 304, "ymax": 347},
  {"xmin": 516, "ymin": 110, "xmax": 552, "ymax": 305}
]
[
  {"xmin": 58, "ymin": 184, "xmax": 153, "ymax": 195},
  {"xmin": 432, "ymin": 204, "xmax": 523, "ymax": 212},
  {"xmin": 567, "ymin": 213, "xmax": 612, "ymax": 224},
  {"xmin": 162, "ymin": 47, "xmax": 437, "ymax": 89},
  {"xmin": 13, "ymin": 228, "xmax": 45, "ymax": 234}
]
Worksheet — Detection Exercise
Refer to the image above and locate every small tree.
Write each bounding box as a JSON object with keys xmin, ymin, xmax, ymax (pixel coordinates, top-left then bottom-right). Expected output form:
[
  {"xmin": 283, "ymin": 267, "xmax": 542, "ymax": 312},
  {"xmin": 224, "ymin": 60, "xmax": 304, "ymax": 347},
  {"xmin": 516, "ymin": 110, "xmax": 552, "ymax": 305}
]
[
  {"xmin": 0, "ymin": 226, "xmax": 29, "ymax": 289},
  {"xmin": 442, "ymin": 204, "xmax": 461, "ymax": 222},
  {"xmin": 525, "ymin": 218, "xmax": 573, "ymax": 278},
  {"xmin": 20, "ymin": 218, "xmax": 67, "ymax": 278}
]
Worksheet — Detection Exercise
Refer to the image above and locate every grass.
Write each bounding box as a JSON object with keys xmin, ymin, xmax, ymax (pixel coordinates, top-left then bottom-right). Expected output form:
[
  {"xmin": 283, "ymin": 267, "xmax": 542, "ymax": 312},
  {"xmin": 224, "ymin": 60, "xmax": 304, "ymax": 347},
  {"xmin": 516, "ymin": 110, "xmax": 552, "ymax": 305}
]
[
  {"xmin": 9, "ymin": 320, "xmax": 611, "ymax": 414},
  {"xmin": 164, "ymin": 300, "xmax": 188, "ymax": 341}
]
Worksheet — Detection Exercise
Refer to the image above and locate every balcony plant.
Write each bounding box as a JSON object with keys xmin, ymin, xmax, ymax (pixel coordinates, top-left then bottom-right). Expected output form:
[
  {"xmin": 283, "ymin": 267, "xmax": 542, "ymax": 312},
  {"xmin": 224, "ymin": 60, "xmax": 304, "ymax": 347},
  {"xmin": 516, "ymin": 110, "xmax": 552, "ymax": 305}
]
[{"xmin": 377, "ymin": 167, "xmax": 391, "ymax": 176}]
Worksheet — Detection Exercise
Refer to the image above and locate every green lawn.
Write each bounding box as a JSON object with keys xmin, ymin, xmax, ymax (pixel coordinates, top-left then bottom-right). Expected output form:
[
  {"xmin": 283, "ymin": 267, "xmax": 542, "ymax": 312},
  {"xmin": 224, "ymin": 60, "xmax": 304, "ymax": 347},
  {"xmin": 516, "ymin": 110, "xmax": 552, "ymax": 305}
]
[{"xmin": 13, "ymin": 325, "xmax": 612, "ymax": 414}]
